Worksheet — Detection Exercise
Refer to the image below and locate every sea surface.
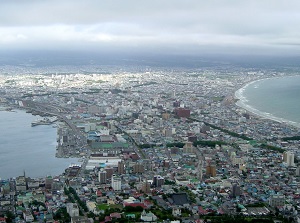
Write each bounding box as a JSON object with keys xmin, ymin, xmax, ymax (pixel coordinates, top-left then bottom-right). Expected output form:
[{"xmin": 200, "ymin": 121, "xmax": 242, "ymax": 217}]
[
  {"xmin": 0, "ymin": 109, "xmax": 78, "ymax": 179},
  {"xmin": 235, "ymin": 75, "xmax": 300, "ymax": 128}
]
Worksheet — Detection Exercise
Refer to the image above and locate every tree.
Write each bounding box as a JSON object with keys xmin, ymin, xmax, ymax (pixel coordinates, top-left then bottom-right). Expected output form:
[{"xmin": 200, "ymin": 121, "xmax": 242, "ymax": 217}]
[
  {"xmin": 53, "ymin": 207, "xmax": 71, "ymax": 223},
  {"xmin": 124, "ymin": 206, "xmax": 143, "ymax": 212},
  {"xmin": 5, "ymin": 211, "xmax": 15, "ymax": 223}
]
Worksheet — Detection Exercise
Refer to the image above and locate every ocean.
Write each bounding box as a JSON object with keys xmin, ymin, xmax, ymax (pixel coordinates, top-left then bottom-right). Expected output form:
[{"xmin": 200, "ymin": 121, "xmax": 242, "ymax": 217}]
[
  {"xmin": 0, "ymin": 109, "xmax": 78, "ymax": 179},
  {"xmin": 235, "ymin": 75, "xmax": 300, "ymax": 128}
]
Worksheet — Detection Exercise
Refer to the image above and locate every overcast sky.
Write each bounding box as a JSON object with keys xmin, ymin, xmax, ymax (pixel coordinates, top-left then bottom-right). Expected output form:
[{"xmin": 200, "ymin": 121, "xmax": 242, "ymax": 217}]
[{"xmin": 1, "ymin": 0, "xmax": 300, "ymax": 56}]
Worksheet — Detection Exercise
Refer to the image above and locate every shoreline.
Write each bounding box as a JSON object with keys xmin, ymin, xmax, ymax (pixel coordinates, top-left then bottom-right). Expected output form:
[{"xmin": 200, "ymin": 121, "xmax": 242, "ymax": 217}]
[{"xmin": 234, "ymin": 76, "xmax": 300, "ymax": 129}]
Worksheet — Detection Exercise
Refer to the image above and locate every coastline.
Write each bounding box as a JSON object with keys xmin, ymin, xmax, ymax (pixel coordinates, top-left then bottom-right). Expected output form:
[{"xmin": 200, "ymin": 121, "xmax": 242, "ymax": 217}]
[{"xmin": 234, "ymin": 76, "xmax": 300, "ymax": 129}]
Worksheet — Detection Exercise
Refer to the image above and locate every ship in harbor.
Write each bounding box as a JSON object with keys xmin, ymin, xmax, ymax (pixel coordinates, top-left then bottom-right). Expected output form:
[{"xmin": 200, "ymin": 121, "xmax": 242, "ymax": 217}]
[{"xmin": 31, "ymin": 117, "xmax": 57, "ymax": 127}]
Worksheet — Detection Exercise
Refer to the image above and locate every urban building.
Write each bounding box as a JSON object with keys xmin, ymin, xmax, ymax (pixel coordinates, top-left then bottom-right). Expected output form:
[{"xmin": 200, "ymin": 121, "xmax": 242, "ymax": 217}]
[
  {"xmin": 206, "ymin": 164, "xmax": 216, "ymax": 177},
  {"xmin": 232, "ymin": 184, "xmax": 241, "ymax": 198},
  {"xmin": 174, "ymin": 107, "xmax": 190, "ymax": 118},
  {"xmin": 140, "ymin": 210, "xmax": 157, "ymax": 222},
  {"xmin": 98, "ymin": 170, "xmax": 107, "ymax": 184},
  {"xmin": 133, "ymin": 163, "xmax": 144, "ymax": 174},
  {"xmin": 45, "ymin": 176, "xmax": 53, "ymax": 190},
  {"xmin": 141, "ymin": 181, "xmax": 151, "ymax": 194},
  {"xmin": 15, "ymin": 176, "xmax": 27, "ymax": 192},
  {"xmin": 269, "ymin": 195, "xmax": 285, "ymax": 207},
  {"xmin": 162, "ymin": 113, "xmax": 170, "ymax": 120},
  {"xmin": 296, "ymin": 166, "xmax": 300, "ymax": 176},
  {"xmin": 71, "ymin": 216, "xmax": 92, "ymax": 223},
  {"xmin": 183, "ymin": 142, "xmax": 194, "ymax": 153},
  {"xmin": 118, "ymin": 161, "xmax": 125, "ymax": 174},
  {"xmin": 105, "ymin": 167, "xmax": 115, "ymax": 179},
  {"xmin": 153, "ymin": 175, "xmax": 164, "ymax": 188},
  {"xmin": 111, "ymin": 175, "xmax": 122, "ymax": 191},
  {"xmin": 283, "ymin": 151, "xmax": 295, "ymax": 167},
  {"xmin": 66, "ymin": 203, "xmax": 79, "ymax": 217}
]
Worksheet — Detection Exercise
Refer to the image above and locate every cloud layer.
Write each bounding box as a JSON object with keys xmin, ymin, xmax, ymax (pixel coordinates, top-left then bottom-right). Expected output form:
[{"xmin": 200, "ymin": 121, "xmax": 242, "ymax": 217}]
[{"xmin": 1, "ymin": 0, "xmax": 300, "ymax": 55}]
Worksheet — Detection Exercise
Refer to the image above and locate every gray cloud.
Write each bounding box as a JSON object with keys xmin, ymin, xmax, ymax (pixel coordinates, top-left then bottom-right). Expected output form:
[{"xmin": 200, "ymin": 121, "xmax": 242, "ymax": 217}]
[{"xmin": 1, "ymin": 0, "xmax": 300, "ymax": 55}]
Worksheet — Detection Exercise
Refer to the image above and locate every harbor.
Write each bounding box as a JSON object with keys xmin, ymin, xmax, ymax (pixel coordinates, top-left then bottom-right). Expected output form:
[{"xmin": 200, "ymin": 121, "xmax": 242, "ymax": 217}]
[{"xmin": 31, "ymin": 117, "xmax": 58, "ymax": 127}]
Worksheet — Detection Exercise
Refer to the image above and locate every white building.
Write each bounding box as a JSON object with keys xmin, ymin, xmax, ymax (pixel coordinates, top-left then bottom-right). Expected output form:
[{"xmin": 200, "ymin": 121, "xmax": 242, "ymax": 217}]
[
  {"xmin": 287, "ymin": 152, "xmax": 295, "ymax": 167},
  {"xmin": 283, "ymin": 151, "xmax": 295, "ymax": 167},
  {"xmin": 23, "ymin": 210, "xmax": 34, "ymax": 222},
  {"xmin": 111, "ymin": 174, "xmax": 122, "ymax": 191},
  {"xmin": 172, "ymin": 207, "xmax": 181, "ymax": 217},
  {"xmin": 66, "ymin": 203, "xmax": 79, "ymax": 217},
  {"xmin": 86, "ymin": 201, "xmax": 100, "ymax": 215},
  {"xmin": 232, "ymin": 156, "xmax": 244, "ymax": 166},
  {"xmin": 140, "ymin": 210, "xmax": 157, "ymax": 222}
]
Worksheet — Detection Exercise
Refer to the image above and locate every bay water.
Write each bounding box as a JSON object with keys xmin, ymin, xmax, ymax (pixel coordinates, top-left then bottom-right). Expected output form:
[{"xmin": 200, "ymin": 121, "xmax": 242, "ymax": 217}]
[{"xmin": 0, "ymin": 109, "xmax": 78, "ymax": 179}]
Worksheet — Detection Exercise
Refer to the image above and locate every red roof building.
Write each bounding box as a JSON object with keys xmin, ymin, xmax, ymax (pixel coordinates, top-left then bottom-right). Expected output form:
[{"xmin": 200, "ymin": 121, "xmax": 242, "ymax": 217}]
[{"xmin": 174, "ymin": 107, "xmax": 191, "ymax": 118}]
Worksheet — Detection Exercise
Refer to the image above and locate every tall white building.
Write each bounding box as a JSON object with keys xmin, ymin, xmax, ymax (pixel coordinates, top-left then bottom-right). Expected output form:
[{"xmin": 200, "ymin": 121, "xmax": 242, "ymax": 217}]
[
  {"xmin": 287, "ymin": 152, "xmax": 295, "ymax": 167},
  {"xmin": 111, "ymin": 174, "xmax": 122, "ymax": 191},
  {"xmin": 283, "ymin": 151, "xmax": 295, "ymax": 167},
  {"xmin": 296, "ymin": 166, "xmax": 300, "ymax": 176}
]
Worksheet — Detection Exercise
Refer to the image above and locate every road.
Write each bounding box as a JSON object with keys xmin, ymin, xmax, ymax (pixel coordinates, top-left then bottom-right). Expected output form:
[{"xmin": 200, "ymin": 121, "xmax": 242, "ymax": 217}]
[{"xmin": 114, "ymin": 124, "xmax": 146, "ymax": 159}]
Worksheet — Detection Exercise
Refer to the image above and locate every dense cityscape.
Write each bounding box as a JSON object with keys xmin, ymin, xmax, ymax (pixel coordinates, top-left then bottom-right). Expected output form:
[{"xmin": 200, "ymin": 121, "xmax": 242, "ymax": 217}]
[{"xmin": 0, "ymin": 64, "xmax": 300, "ymax": 223}]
